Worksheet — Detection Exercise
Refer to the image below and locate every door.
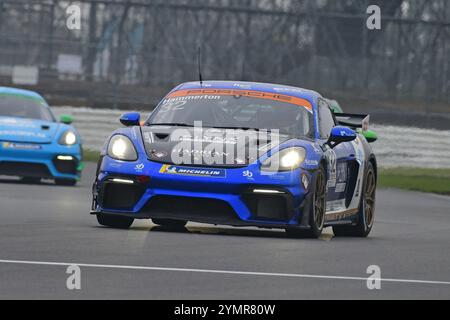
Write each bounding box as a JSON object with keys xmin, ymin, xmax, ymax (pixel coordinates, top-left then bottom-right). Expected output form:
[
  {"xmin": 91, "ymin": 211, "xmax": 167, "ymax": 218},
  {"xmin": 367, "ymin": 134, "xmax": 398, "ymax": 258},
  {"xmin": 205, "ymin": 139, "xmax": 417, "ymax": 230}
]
[{"xmin": 317, "ymin": 99, "xmax": 353, "ymax": 213}]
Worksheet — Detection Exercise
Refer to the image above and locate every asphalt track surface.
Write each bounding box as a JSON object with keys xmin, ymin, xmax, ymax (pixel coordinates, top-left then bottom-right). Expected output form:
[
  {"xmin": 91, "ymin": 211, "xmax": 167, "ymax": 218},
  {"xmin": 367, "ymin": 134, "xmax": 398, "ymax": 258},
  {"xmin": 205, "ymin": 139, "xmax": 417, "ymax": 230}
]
[{"xmin": 1, "ymin": 163, "xmax": 450, "ymax": 299}]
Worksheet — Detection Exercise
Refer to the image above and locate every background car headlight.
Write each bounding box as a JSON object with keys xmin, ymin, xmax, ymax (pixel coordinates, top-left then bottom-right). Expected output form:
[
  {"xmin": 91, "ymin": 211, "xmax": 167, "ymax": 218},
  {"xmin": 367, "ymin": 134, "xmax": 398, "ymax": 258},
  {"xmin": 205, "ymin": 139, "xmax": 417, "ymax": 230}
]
[
  {"xmin": 261, "ymin": 147, "xmax": 306, "ymax": 172},
  {"xmin": 59, "ymin": 131, "xmax": 77, "ymax": 145},
  {"xmin": 107, "ymin": 135, "xmax": 138, "ymax": 161}
]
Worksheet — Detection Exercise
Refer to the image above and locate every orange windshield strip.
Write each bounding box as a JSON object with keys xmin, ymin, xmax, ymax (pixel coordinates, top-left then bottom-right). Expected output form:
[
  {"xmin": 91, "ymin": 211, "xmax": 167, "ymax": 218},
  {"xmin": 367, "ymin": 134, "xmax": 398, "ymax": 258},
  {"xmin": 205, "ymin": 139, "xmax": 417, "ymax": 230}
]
[{"xmin": 166, "ymin": 89, "xmax": 313, "ymax": 111}]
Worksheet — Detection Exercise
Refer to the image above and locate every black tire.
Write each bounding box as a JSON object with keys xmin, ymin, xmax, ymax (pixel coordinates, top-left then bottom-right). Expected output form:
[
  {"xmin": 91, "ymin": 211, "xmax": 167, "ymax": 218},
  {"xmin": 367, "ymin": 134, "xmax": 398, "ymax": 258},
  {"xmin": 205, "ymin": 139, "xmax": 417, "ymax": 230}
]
[
  {"xmin": 21, "ymin": 177, "xmax": 41, "ymax": 184},
  {"xmin": 96, "ymin": 214, "xmax": 134, "ymax": 229},
  {"xmin": 286, "ymin": 165, "xmax": 326, "ymax": 239},
  {"xmin": 333, "ymin": 162, "xmax": 376, "ymax": 237},
  {"xmin": 152, "ymin": 218, "xmax": 187, "ymax": 228},
  {"xmin": 55, "ymin": 178, "xmax": 77, "ymax": 186}
]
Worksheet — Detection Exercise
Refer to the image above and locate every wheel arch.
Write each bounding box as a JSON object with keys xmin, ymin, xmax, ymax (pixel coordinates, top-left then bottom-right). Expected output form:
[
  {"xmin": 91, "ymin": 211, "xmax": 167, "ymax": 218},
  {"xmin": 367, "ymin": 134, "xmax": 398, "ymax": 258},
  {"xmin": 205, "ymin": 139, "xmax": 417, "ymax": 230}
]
[{"xmin": 368, "ymin": 155, "xmax": 377, "ymax": 182}]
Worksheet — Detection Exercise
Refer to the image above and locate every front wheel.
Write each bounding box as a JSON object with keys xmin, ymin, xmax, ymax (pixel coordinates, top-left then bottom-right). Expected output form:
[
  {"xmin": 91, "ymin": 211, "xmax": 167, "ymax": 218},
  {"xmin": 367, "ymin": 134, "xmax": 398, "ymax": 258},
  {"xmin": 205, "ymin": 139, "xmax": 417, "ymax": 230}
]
[
  {"xmin": 333, "ymin": 162, "xmax": 376, "ymax": 237},
  {"xmin": 96, "ymin": 214, "xmax": 134, "ymax": 229},
  {"xmin": 286, "ymin": 165, "xmax": 326, "ymax": 239}
]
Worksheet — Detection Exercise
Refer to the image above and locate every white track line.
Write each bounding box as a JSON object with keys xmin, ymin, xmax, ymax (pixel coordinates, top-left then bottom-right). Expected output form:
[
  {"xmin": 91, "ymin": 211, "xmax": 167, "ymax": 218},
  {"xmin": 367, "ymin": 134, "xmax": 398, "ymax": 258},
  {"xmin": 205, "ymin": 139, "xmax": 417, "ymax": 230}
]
[{"xmin": 1, "ymin": 259, "xmax": 450, "ymax": 286}]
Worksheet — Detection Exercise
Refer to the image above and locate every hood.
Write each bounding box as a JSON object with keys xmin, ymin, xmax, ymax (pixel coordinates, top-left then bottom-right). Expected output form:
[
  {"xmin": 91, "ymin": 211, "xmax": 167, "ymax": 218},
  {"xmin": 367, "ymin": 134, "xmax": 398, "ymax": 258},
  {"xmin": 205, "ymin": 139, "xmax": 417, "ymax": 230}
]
[
  {"xmin": 141, "ymin": 125, "xmax": 291, "ymax": 167},
  {"xmin": 0, "ymin": 116, "xmax": 59, "ymax": 143}
]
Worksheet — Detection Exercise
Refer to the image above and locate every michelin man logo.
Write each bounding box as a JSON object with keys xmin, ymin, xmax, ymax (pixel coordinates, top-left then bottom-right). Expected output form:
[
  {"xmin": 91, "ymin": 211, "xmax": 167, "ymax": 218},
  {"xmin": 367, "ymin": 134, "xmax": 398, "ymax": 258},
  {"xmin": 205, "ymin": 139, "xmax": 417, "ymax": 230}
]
[{"xmin": 167, "ymin": 166, "xmax": 177, "ymax": 174}]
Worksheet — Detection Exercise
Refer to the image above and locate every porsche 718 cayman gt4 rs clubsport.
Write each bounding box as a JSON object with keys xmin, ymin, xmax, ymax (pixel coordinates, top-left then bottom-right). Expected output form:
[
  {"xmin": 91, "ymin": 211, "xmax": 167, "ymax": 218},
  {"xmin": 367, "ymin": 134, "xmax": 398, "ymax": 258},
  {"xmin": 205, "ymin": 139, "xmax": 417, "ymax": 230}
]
[
  {"xmin": 91, "ymin": 81, "xmax": 377, "ymax": 238},
  {"xmin": 0, "ymin": 87, "xmax": 82, "ymax": 185}
]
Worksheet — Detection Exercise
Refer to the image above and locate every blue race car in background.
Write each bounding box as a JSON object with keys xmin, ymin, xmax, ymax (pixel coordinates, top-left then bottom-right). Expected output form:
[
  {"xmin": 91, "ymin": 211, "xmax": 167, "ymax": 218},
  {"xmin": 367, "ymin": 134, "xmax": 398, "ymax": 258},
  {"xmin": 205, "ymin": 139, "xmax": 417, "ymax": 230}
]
[
  {"xmin": 91, "ymin": 81, "xmax": 377, "ymax": 238},
  {"xmin": 0, "ymin": 87, "xmax": 82, "ymax": 185}
]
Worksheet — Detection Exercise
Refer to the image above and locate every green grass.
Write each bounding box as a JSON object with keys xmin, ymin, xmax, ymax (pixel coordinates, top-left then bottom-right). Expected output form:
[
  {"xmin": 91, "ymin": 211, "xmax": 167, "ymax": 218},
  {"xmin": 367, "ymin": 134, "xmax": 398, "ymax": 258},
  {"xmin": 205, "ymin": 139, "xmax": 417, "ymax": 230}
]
[
  {"xmin": 82, "ymin": 149, "xmax": 100, "ymax": 162},
  {"xmin": 378, "ymin": 168, "xmax": 450, "ymax": 195}
]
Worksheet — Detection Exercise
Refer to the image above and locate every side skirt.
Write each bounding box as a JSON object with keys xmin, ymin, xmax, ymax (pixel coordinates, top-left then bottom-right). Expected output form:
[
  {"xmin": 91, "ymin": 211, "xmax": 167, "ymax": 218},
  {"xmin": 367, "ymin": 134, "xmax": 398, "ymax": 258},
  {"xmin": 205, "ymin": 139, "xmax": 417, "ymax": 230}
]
[{"xmin": 324, "ymin": 208, "xmax": 358, "ymax": 224}]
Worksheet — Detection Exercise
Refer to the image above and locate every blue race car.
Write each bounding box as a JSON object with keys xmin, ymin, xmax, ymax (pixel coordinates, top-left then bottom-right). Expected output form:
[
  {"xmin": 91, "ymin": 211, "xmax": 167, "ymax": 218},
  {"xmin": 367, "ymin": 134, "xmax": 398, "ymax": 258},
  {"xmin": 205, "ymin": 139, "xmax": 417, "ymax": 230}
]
[
  {"xmin": 91, "ymin": 81, "xmax": 377, "ymax": 238},
  {"xmin": 0, "ymin": 87, "xmax": 82, "ymax": 185}
]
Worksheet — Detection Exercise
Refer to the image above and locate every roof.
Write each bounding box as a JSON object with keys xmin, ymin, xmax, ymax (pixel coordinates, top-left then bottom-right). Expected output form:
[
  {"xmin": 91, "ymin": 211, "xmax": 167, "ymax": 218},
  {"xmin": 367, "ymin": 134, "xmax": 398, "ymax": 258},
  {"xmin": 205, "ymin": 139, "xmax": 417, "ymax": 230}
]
[
  {"xmin": 173, "ymin": 81, "xmax": 323, "ymax": 104},
  {"xmin": 0, "ymin": 86, "xmax": 46, "ymax": 102}
]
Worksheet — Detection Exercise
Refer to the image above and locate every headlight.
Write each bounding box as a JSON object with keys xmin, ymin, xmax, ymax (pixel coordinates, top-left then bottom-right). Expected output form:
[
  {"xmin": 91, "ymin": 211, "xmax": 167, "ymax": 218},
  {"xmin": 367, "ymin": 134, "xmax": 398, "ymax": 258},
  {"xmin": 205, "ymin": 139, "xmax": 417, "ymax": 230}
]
[
  {"xmin": 107, "ymin": 135, "xmax": 137, "ymax": 161},
  {"xmin": 261, "ymin": 147, "xmax": 306, "ymax": 172},
  {"xmin": 59, "ymin": 131, "xmax": 77, "ymax": 145}
]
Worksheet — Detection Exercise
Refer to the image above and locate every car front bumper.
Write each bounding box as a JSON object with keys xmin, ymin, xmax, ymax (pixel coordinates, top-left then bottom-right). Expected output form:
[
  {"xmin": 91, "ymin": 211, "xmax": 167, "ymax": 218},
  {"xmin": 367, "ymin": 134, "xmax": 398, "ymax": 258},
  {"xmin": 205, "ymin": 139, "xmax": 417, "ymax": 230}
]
[
  {"xmin": 0, "ymin": 141, "xmax": 82, "ymax": 179},
  {"xmin": 91, "ymin": 156, "xmax": 314, "ymax": 228}
]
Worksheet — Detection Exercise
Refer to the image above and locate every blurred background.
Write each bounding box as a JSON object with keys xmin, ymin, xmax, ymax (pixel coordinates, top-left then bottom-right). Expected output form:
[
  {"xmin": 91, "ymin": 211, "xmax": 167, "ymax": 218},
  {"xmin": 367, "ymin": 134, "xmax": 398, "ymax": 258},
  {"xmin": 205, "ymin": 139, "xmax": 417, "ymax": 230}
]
[
  {"xmin": 0, "ymin": 1, "xmax": 448, "ymax": 108},
  {"xmin": 0, "ymin": 0, "xmax": 449, "ymax": 168}
]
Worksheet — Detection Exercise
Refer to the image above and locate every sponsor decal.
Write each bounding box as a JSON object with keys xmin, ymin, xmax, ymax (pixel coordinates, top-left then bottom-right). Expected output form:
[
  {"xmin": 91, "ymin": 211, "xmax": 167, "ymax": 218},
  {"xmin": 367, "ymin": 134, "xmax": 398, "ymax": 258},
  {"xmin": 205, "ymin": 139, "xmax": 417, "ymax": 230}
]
[
  {"xmin": 0, "ymin": 118, "xmax": 39, "ymax": 128},
  {"xmin": 159, "ymin": 164, "xmax": 226, "ymax": 178},
  {"xmin": 242, "ymin": 170, "xmax": 253, "ymax": 179},
  {"xmin": 2, "ymin": 142, "xmax": 41, "ymax": 150},
  {"xmin": 166, "ymin": 89, "xmax": 313, "ymax": 111},
  {"xmin": 272, "ymin": 87, "xmax": 304, "ymax": 93},
  {"xmin": 233, "ymin": 83, "xmax": 252, "ymax": 89},
  {"xmin": 0, "ymin": 130, "xmax": 47, "ymax": 138},
  {"xmin": 326, "ymin": 199, "xmax": 346, "ymax": 213},
  {"xmin": 324, "ymin": 208, "xmax": 359, "ymax": 221},
  {"xmin": 135, "ymin": 163, "xmax": 145, "ymax": 171},
  {"xmin": 305, "ymin": 159, "xmax": 319, "ymax": 166},
  {"xmin": 335, "ymin": 182, "xmax": 346, "ymax": 193}
]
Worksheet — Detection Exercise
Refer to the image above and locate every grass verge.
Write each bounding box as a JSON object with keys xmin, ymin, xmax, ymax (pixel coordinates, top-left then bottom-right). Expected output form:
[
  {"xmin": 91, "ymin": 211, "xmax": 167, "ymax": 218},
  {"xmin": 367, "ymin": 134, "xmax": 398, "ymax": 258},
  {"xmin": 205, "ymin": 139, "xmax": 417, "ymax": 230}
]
[{"xmin": 378, "ymin": 168, "xmax": 450, "ymax": 195}]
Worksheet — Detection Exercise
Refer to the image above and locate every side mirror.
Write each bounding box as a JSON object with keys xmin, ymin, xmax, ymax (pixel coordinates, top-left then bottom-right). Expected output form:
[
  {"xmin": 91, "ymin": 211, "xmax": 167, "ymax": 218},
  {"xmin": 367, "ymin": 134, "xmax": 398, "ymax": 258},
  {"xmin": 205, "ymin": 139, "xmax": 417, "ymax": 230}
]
[
  {"xmin": 120, "ymin": 112, "xmax": 140, "ymax": 126},
  {"xmin": 59, "ymin": 114, "xmax": 73, "ymax": 125},
  {"xmin": 327, "ymin": 126, "xmax": 356, "ymax": 148}
]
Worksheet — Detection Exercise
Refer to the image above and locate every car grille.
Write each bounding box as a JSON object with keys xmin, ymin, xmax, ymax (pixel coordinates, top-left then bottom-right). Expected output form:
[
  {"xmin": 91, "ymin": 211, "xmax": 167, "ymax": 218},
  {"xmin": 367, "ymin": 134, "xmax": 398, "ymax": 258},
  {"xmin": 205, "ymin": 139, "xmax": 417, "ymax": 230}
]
[
  {"xmin": 0, "ymin": 161, "xmax": 52, "ymax": 178},
  {"xmin": 242, "ymin": 190, "xmax": 294, "ymax": 220},
  {"xmin": 142, "ymin": 195, "xmax": 240, "ymax": 224},
  {"xmin": 52, "ymin": 157, "xmax": 78, "ymax": 174},
  {"xmin": 98, "ymin": 180, "xmax": 147, "ymax": 210}
]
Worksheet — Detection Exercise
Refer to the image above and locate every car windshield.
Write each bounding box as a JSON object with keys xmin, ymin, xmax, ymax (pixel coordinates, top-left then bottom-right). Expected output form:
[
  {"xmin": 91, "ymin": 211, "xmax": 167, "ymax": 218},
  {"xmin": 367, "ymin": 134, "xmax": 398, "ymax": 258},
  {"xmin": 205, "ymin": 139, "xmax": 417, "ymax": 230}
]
[
  {"xmin": 0, "ymin": 94, "xmax": 54, "ymax": 121},
  {"xmin": 147, "ymin": 90, "xmax": 314, "ymax": 138}
]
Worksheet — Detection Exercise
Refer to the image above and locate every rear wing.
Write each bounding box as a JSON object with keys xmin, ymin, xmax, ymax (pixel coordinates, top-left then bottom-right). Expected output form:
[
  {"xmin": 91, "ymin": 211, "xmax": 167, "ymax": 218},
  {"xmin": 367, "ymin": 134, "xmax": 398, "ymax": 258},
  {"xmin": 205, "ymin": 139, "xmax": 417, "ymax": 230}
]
[
  {"xmin": 335, "ymin": 113, "xmax": 370, "ymax": 131},
  {"xmin": 335, "ymin": 113, "xmax": 377, "ymax": 142}
]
